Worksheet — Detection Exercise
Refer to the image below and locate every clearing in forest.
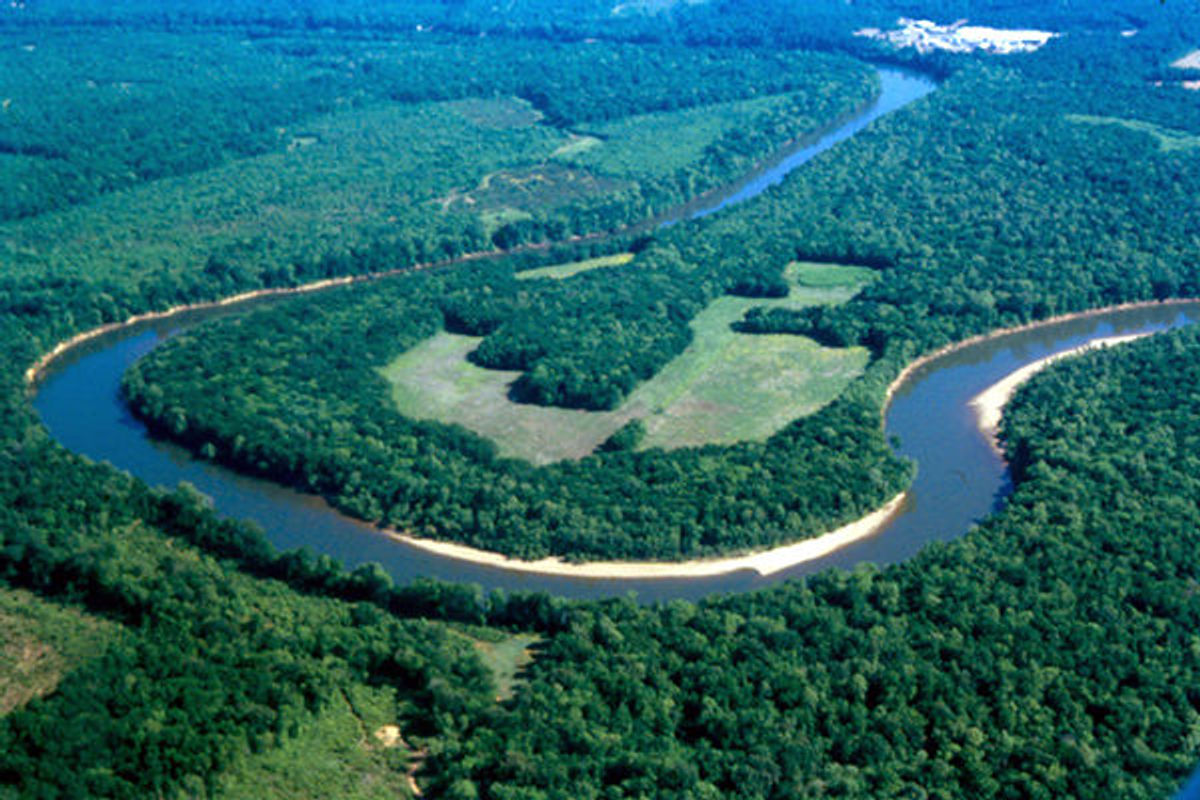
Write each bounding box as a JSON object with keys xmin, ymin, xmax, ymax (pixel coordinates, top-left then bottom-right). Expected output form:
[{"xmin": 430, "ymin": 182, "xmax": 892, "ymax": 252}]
[
  {"xmin": 1065, "ymin": 114, "xmax": 1200, "ymax": 152},
  {"xmin": 463, "ymin": 631, "xmax": 541, "ymax": 701},
  {"xmin": 382, "ymin": 261, "xmax": 873, "ymax": 464},
  {"xmin": 216, "ymin": 683, "xmax": 415, "ymax": 800},
  {"xmin": 0, "ymin": 587, "xmax": 117, "ymax": 716},
  {"xmin": 515, "ymin": 252, "xmax": 634, "ymax": 280}
]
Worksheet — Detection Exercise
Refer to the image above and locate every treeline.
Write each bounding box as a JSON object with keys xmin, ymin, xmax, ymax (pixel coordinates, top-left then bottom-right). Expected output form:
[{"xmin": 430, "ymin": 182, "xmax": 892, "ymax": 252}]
[
  {"xmin": 419, "ymin": 325, "xmax": 1200, "ymax": 799},
  {"xmin": 123, "ymin": 264, "xmax": 910, "ymax": 561}
]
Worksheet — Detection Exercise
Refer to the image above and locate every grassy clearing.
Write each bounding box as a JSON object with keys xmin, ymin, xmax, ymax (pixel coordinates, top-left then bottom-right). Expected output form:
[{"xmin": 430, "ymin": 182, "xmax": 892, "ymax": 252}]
[
  {"xmin": 0, "ymin": 586, "xmax": 118, "ymax": 716},
  {"xmin": 447, "ymin": 96, "xmax": 542, "ymax": 129},
  {"xmin": 449, "ymin": 162, "xmax": 627, "ymax": 217},
  {"xmin": 385, "ymin": 333, "xmax": 627, "ymax": 463},
  {"xmin": 550, "ymin": 133, "xmax": 602, "ymax": 158},
  {"xmin": 383, "ymin": 262, "xmax": 872, "ymax": 463},
  {"xmin": 1065, "ymin": 114, "xmax": 1200, "ymax": 152},
  {"xmin": 558, "ymin": 93, "xmax": 797, "ymax": 179},
  {"xmin": 516, "ymin": 252, "xmax": 635, "ymax": 280},
  {"xmin": 218, "ymin": 683, "xmax": 415, "ymax": 800},
  {"xmin": 788, "ymin": 260, "xmax": 878, "ymax": 287},
  {"xmin": 462, "ymin": 630, "xmax": 541, "ymax": 701}
]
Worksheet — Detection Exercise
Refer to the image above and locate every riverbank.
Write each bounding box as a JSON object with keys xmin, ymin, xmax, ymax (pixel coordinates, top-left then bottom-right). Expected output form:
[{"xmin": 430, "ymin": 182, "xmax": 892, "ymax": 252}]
[
  {"xmin": 970, "ymin": 332, "xmax": 1151, "ymax": 450},
  {"xmin": 884, "ymin": 298, "xmax": 1199, "ymax": 411},
  {"xmin": 380, "ymin": 491, "xmax": 908, "ymax": 579}
]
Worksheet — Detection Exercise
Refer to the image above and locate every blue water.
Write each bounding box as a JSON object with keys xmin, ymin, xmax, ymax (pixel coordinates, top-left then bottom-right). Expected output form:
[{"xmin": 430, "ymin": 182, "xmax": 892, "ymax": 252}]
[{"xmin": 688, "ymin": 67, "xmax": 936, "ymax": 220}]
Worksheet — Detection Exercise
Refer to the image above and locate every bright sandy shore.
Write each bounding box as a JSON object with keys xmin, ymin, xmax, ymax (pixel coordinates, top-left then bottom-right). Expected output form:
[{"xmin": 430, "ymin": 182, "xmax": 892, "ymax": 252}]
[
  {"xmin": 1172, "ymin": 50, "xmax": 1200, "ymax": 70},
  {"xmin": 382, "ymin": 492, "xmax": 908, "ymax": 579},
  {"xmin": 970, "ymin": 333, "xmax": 1151, "ymax": 448}
]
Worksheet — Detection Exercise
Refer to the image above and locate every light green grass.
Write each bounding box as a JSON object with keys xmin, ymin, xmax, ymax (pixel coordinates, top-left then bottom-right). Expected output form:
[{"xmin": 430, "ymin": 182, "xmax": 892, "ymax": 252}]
[
  {"xmin": 1065, "ymin": 114, "xmax": 1200, "ymax": 152},
  {"xmin": 463, "ymin": 631, "xmax": 540, "ymax": 701},
  {"xmin": 788, "ymin": 260, "xmax": 878, "ymax": 287},
  {"xmin": 218, "ymin": 683, "xmax": 415, "ymax": 800},
  {"xmin": 383, "ymin": 262, "xmax": 872, "ymax": 463},
  {"xmin": 558, "ymin": 93, "xmax": 797, "ymax": 178},
  {"xmin": 550, "ymin": 134, "xmax": 602, "ymax": 158},
  {"xmin": 516, "ymin": 252, "xmax": 635, "ymax": 280},
  {"xmin": 0, "ymin": 586, "xmax": 119, "ymax": 716},
  {"xmin": 480, "ymin": 206, "xmax": 535, "ymax": 234}
]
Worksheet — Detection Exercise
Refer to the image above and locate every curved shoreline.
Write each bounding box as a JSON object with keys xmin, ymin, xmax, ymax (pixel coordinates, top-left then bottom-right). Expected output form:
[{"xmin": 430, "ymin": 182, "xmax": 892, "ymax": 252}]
[
  {"xmin": 27, "ymin": 292, "xmax": 1196, "ymax": 581},
  {"xmin": 22, "ymin": 247, "xmax": 523, "ymax": 388},
  {"xmin": 883, "ymin": 298, "xmax": 1200, "ymax": 411},
  {"xmin": 379, "ymin": 492, "xmax": 908, "ymax": 579},
  {"xmin": 970, "ymin": 332, "xmax": 1151, "ymax": 451}
]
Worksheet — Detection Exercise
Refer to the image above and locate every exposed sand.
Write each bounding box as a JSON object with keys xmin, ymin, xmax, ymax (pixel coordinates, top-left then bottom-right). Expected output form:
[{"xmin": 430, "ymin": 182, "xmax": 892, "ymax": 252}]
[
  {"xmin": 382, "ymin": 492, "xmax": 907, "ymax": 579},
  {"xmin": 970, "ymin": 333, "xmax": 1150, "ymax": 448},
  {"xmin": 884, "ymin": 299, "xmax": 1198, "ymax": 412},
  {"xmin": 1172, "ymin": 50, "xmax": 1200, "ymax": 70}
]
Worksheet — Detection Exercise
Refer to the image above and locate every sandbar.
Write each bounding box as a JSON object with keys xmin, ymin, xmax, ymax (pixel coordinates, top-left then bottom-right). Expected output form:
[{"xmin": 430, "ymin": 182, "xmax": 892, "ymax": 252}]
[
  {"xmin": 382, "ymin": 492, "xmax": 907, "ymax": 579},
  {"xmin": 970, "ymin": 333, "xmax": 1150, "ymax": 448},
  {"xmin": 1172, "ymin": 50, "xmax": 1200, "ymax": 70}
]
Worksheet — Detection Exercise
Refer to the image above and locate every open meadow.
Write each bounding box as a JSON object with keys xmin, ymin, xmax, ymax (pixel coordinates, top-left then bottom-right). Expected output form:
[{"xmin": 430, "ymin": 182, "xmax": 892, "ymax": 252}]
[
  {"xmin": 383, "ymin": 261, "xmax": 872, "ymax": 463},
  {"xmin": 0, "ymin": 587, "xmax": 117, "ymax": 717}
]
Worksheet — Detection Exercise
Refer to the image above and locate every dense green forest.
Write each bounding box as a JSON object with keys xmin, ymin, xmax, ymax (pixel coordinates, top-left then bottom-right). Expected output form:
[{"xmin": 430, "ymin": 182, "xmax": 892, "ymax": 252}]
[
  {"xmin": 418, "ymin": 324, "xmax": 1200, "ymax": 798},
  {"xmin": 3, "ymin": 0, "xmax": 1200, "ymax": 796}
]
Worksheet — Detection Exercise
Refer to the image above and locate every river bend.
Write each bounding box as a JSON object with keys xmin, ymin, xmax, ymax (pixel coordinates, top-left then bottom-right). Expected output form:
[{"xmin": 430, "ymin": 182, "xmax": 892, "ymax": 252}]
[{"xmin": 32, "ymin": 64, "xmax": 1149, "ymax": 602}]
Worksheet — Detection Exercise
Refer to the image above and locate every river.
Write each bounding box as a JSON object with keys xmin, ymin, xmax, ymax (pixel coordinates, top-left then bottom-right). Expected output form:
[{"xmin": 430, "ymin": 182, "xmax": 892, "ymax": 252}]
[{"xmin": 30, "ymin": 65, "xmax": 1199, "ymax": 601}]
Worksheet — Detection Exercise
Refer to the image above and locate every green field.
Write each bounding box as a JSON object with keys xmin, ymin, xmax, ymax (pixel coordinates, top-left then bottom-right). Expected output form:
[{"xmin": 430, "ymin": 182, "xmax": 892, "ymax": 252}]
[
  {"xmin": 0, "ymin": 586, "xmax": 118, "ymax": 717},
  {"xmin": 1065, "ymin": 114, "xmax": 1200, "ymax": 152},
  {"xmin": 217, "ymin": 683, "xmax": 416, "ymax": 800},
  {"xmin": 558, "ymin": 92, "xmax": 798, "ymax": 179},
  {"xmin": 383, "ymin": 262, "xmax": 872, "ymax": 463},
  {"xmin": 515, "ymin": 252, "xmax": 635, "ymax": 280}
]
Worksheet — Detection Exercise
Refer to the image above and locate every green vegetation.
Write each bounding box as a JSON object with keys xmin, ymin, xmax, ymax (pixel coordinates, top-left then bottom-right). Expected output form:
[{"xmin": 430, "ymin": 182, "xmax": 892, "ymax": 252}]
[
  {"xmin": 385, "ymin": 332, "xmax": 621, "ymax": 464},
  {"xmin": 385, "ymin": 262, "xmax": 869, "ymax": 462},
  {"xmin": 217, "ymin": 684, "xmax": 415, "ymax": 800},
  {"xmin": 126, "ymin": 266, "xmax": 907, "ymax": 559},
  {"xmin": 3, "ymin": 97, "xmax": 562, "ymax": 287},
  {"xmin": 463, "ymin": 630, "xmax": 541, "ymax": 702},
  {"xmin": 4, "ymin": 0, "xmax": 1200, "ymax": 797},
  {"xmin": 1065, "ymin": 114, "xmax": 1200, "ymax": 152},
  {"xmin": 426, "ymin": 326, "xmax": 1200, "ymax": 799},
  {"xmin": 515, "ymin": 252, "xmax": 635, "ymax": 280},
  {"xmin": 560, "ymin": 93, "xmax": 802, "ymax": 179},
  {"xmin": 0, "ymin": 586, "xmax": 118, "ymax": 716},
  {"xmin": 0, "ymin": 27, "xmax": 876, "ymax": 301}
]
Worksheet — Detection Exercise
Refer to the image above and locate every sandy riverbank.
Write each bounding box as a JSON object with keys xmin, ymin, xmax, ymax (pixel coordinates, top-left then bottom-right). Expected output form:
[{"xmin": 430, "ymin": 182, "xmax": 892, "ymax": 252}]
[
  {"xmin": 382, "ymin": 492, "xmax": 907, "ymax": 579},
  {"xmin": 970, "ymin": 333, "xmax": 1150, "ymax": 449},
  {"xmin": 884, "ymin": 299, "xmax": 1198, "ymax": 411}
]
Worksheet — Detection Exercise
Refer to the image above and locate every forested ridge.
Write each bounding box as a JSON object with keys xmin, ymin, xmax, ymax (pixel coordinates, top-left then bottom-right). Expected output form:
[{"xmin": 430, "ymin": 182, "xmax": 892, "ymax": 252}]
[{"xmin": 4, "ymin": 0, "xmax": 1200, "ymax": 796}]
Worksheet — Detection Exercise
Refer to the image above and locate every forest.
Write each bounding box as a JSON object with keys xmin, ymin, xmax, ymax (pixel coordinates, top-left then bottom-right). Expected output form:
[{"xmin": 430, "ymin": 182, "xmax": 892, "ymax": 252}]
[{"xmin": 3, "ymin": 0, "xmax": 1200, "ymax": 797}]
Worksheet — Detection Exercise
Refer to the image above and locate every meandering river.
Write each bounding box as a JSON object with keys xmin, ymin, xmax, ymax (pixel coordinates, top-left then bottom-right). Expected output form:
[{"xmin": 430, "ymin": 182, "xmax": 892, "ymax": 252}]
[
  {"xmin": 34, "ymin": 66, "xmax": 1195, "ymax": 603},
  {"xmin": 24, "ymin": 62, "xmax": 1200, "ymax": 798}
]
